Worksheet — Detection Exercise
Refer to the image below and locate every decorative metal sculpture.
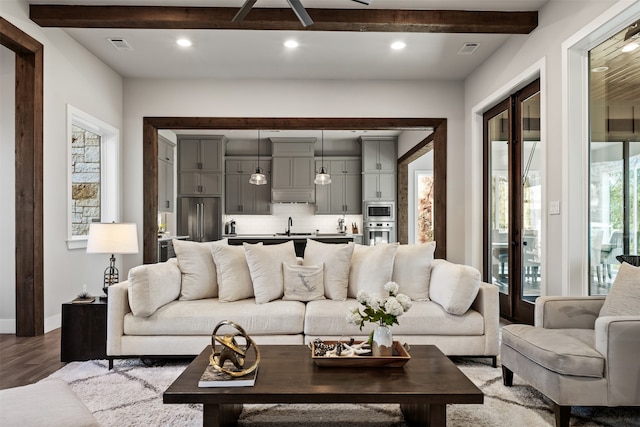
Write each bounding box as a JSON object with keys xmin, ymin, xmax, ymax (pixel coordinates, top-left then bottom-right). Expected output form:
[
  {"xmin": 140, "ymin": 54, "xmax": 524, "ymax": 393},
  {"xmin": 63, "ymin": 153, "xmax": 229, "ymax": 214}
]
[{"xmin": 210, "ymin": 320, "xmax": 260, "ymax": 378}]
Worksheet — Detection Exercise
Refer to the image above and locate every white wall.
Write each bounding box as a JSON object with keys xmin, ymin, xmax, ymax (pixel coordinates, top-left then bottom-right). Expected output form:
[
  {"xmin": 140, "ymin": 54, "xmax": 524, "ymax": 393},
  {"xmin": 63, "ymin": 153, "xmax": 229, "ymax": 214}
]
[
  {"xmin": 1, "ymin": 0, "xmax": 123, "ymax": 332},
  {"xmin": 122, "ymin": 79, "xmax": 465, "ymax": 271},
  {"xmin": 0, "ymin": 46, "xmax": 16, "ymax": 332},
  {"xmin": 463, "ymin": 0, "xmax": 626, "ymax": 296}
]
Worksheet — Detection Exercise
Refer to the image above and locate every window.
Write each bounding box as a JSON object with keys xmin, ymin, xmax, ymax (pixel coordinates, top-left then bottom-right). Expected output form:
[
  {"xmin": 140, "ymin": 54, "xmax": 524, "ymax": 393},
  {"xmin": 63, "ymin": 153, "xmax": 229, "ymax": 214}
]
[
  {"xmin": 416, "ymin": 171, "xmax": 434, "ymax": 243},
  {"xmin": 67, "ymin": 105, "xmax": 120, "ymax": 249},
  {"xmin": 588, "ymin": 20, "xmax": 640, "ymax": 294}
]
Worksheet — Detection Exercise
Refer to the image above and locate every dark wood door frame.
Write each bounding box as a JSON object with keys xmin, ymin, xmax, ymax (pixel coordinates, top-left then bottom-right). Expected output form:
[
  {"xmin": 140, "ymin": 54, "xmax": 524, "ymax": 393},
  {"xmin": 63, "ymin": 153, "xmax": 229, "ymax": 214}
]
[
  {"xmin": 0, "ymin": 18, "xmax": 44, "ymax": 337},
  {"xmin": 142, "ymin": 117, "xmax": 447, "ymax": 263}
]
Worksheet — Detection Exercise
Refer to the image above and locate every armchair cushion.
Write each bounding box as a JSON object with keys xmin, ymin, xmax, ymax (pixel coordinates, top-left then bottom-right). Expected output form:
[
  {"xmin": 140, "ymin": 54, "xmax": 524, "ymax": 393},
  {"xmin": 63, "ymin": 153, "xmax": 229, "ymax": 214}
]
[
  {"xmin": 599, "ymin": 262, "xmax": 640, "ymax": 317},
  {"xmin": 502, "ymin": 324, "xmax": 604, "ymax": 378}
]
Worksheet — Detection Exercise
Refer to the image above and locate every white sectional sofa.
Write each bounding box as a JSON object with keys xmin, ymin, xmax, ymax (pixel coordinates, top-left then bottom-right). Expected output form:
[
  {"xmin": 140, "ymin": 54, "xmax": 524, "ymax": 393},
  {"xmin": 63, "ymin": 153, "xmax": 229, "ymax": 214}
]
[{"xmin": 107, "ymin": 239, "xmax": 499, "ymax": 368}]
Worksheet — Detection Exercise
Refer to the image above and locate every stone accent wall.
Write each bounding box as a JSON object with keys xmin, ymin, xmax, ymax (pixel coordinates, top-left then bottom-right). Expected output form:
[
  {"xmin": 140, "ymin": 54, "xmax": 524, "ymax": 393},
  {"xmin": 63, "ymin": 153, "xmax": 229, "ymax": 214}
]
[{"xmin": 72, "ymin": 125, "xmax": 101, "ymax": 236}]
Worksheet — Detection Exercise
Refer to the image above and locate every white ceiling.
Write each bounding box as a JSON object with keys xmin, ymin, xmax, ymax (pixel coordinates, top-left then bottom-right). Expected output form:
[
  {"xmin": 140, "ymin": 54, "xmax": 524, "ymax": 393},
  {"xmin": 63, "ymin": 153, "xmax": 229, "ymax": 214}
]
[{"xmin": 35, "ymin": 0, "xmax": 550, "ymax": 80}]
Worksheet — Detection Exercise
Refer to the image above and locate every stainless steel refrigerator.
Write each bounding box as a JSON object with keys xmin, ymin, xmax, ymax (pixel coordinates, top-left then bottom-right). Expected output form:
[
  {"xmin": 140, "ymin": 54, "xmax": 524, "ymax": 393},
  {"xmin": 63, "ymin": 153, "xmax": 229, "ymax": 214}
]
[{"xmin": 177, "ymin": 197, "xmax": 221, "ymax": 242}]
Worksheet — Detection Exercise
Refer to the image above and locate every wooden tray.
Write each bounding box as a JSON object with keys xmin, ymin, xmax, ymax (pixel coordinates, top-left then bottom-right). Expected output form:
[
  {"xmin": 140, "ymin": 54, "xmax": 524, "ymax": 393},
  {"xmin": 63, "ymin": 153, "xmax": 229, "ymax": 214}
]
[{"xmin": 311, "ymin": 341, "xmax": 410, "ymax": 368}]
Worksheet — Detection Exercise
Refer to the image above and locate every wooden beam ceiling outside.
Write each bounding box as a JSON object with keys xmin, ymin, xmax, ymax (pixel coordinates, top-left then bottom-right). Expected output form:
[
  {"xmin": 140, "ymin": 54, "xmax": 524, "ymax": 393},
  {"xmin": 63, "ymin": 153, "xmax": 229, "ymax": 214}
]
[{"xmin": 30, "ymin": 5, "xmax": 537, "ymax": 33}]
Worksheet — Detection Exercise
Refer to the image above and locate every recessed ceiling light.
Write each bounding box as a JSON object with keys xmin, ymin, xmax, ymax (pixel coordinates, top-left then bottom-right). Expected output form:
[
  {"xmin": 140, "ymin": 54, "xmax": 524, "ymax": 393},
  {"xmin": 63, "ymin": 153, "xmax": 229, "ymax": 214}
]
[
  {"xmin": 621, "ymin": 42, "xmax": 639, "ymax": 53},
  {"xmin": 176, "ymin": 38, "xmax": 192, "ymax": 47},
  {"xmin": 591, "ymin": 66, "xmax": 609, "ymax": 73},
  {"xmin": 391, "ymin": 41, "xmax": 406, "ymax": 50},
  {"xmin": 284, "ymin": 40, "xmax": 299, "ymax": 48}
]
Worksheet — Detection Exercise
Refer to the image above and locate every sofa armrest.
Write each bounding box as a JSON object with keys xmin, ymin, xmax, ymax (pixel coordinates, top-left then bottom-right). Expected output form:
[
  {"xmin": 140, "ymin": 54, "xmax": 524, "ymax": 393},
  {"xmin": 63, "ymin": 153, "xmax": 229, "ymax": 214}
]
[
  {"xmin": 470, "ymin": 282, "xmax": 499, "ymax": 355},
  {"xmin": 595, "ymin": 316, "xmax": 640, "ymax": 405},
  {"xmin": 106, "ymin": 281, "xmax": 131, "ymax": 357},
  {"xmin": 534, "ymin": 296, "xmax": 605, "ymax": 329}
]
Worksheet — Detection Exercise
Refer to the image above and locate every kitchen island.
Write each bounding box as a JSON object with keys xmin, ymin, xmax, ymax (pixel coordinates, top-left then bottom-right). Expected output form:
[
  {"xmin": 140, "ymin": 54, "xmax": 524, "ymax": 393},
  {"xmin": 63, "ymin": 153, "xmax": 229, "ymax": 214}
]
[{"xmin": 224, "ymin": 234, "xmax": 356, "ymax": 257}]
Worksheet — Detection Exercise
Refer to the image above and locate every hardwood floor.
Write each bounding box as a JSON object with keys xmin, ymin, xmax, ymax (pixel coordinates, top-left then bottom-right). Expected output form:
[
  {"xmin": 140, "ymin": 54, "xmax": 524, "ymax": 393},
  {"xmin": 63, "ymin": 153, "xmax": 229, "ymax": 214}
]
[{"xmin": 0, "ymin": 328, "xmax": 66, "ymax": 390}]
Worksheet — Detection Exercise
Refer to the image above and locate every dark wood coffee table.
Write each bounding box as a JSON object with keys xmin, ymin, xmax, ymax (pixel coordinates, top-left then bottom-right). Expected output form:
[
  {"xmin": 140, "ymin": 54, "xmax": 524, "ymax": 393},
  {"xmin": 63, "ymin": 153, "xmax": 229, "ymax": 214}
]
[{"xmin": 163, "ymin": 345, "xmax": 483, "ymax": 427}]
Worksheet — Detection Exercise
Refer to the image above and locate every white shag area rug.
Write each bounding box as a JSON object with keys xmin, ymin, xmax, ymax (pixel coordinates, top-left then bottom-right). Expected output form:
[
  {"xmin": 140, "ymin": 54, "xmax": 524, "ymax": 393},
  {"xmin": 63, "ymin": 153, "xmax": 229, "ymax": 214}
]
[{"xmin": 43, "ymin": 357, "xmax": 640, "ymax": 427}]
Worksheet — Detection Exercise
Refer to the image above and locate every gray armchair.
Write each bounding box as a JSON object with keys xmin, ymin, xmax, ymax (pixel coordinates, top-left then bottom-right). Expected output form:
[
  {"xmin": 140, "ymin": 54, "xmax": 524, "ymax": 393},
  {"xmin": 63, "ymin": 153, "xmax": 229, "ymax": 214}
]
[{"xmin": 501, "ymin": 295, "xmax": 640, "ymax": 427}]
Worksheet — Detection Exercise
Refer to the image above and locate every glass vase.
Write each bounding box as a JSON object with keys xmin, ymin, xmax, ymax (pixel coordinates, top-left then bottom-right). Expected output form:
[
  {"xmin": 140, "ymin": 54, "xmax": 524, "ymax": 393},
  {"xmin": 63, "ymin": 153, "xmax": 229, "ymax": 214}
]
[{"xmin": 372, "ymin": 325, "xmax": 393, "ymax": 356}]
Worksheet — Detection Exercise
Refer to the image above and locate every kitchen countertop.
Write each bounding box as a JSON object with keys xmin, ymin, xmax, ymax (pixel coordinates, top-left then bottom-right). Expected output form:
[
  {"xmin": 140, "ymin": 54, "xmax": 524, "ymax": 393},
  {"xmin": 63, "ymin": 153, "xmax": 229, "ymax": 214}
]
[
  {"xmin": 223, "ymin": 233, "xmax": 356, "ymax": 239},
  {"xmin": 157, "ymin": 235, "xmax": 190, "ymax": 242}
]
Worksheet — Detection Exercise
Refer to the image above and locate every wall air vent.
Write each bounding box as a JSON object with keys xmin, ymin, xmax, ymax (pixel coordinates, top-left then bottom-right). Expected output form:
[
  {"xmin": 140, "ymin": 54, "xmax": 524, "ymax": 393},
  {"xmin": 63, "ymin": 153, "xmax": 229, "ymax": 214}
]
[
  {"xmin": 107, "ymin": 37, "xmax": 133, "ymax": 51},
  {"xmin": 457, "ymin": 42, "xmax": 480, "ymax": 55}
]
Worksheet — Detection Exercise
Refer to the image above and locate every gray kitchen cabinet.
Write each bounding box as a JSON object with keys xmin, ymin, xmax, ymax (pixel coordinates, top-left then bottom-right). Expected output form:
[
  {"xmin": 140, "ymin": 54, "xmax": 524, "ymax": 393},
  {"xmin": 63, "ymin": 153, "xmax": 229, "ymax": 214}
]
[
  {"xmin": 158, "ymin": 137, "xmax": 175, "ymax": 212},
  {"xmin": 271, "ymin": 140, "xmax": 315, "ymax": 203},
  {"xmin": 178, "ymin": 136, "xmax": 225, "ymax": 196},
  {"xmin": 225, "ymin": 159, "xmax": 271, "ymax": 214},
  {"xmin": 315, "ymin": 159, "xmax": 362, "ymax": 214},
  {"xmin": 363, "ymin": 172, "xmax": 396, "ymax": 201},
  {"xmin": 361, "ymin": 137, "xmax": 397, "ymax": 173}
]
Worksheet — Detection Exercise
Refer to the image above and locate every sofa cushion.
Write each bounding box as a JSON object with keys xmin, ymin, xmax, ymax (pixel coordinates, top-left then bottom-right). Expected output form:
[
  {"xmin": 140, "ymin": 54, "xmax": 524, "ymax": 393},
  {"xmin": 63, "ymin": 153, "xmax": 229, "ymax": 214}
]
[
  {"xmin": 429, "ymin": 259, "xmax": 481, "ymax": 315},
  {"xmin": 123, "ymin": 298, "xmax": 305, "ymax": 336},
  {"xmin": 211, "ymin": 244, "xmax": 254, "ymax": 302},
  {"xmin": 348, "ymin": 243, "xmax": 399, "ymax": 298},
  {"xmin": 304, "ymin": 299, "xmax": 484, "ymax": 337},
  {"xmin": 127, "ymin": 258, "xmax": 181, "ymax": 317},
  {"xmin": 599, "ymin": 262, "xmax": 640, "ymax": 317},
  {"xmin": 283, "ymin": 264, "xmax": 325, "ymax": 302},
  {"xmin": 303, "ymin": 240, "xmax": 354, "ymax": 301},
  {"xmin": 502, "ymin": 324, "xmax": 604, "ymax": 378},
  {"xmin": 392, "ymin": 242, "xmax": 436, "ymax": 301},
  {"xmin": 173, "ymin": 239, "xmax": 221, "ymax": 300},
  {"xmin": 244, "ymin": 241, "xmax": 298, "ymax": 304}
]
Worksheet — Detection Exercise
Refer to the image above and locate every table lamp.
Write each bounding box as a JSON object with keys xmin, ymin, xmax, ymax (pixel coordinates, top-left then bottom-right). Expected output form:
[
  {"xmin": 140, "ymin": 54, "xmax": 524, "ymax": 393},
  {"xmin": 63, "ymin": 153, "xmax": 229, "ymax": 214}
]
[{"xmin": 86, "ymin": 222, "xmax": 139, "ymax": 300}]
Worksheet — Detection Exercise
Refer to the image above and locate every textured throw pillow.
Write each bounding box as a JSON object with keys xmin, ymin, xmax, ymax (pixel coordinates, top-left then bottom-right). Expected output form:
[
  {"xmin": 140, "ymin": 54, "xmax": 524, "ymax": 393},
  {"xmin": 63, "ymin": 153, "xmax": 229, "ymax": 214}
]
[
  {"xmin": 173, "ymin": 239, "xmax": 222, "ymax": 300},
  {"xmin": 303, "ymin": 240, "xmax": 354, "ymax": 300},
  {"xmin": 348, "ymin": 243, "xmax": 399, "ymax": 298},
  {"xmin": 128, "ymin": 258, "xmax": 181, "ymax": 317},
  {"xmin": 599, "ymin": 262, "xmax": 640, "ymax": 317},
  {"xmin": 283, "ymin": 264, "xmax": 325, "ymax": 302},
  {"xmin": 392, "ymin": 242, "xmax": 436, "ymax": 301},
  {"xmin": 211, "ymin": 244, "xmax": 254, "ymax": 302},
  {"xmin": 244, "ymin": 241, "xmax": 298, "ymax": 304},
  {"xmin": 429, "ymin": 259, "xmax": 481, "ymax": 315}
]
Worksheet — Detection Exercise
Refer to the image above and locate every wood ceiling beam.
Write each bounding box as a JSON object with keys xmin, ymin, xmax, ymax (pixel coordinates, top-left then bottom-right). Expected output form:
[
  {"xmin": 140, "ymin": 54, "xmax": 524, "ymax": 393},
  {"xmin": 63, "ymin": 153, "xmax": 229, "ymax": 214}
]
[{"xmin": 30, "ymin": 5, "xmax": 537, "ymax": 33}]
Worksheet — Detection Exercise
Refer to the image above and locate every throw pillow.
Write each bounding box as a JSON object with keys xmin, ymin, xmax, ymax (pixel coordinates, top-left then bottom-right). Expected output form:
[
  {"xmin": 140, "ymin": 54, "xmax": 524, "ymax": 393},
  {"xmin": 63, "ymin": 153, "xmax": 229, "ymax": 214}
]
[
  {"xmin": 348, "ymin": 243, "xmax": 399, "ymax": 298},
  {"xmin": 599, "ymin": 262, "xmax": 640, "ymax": 317},
  {"xmin": 282, "ymin": 264, "xmax": 325, "ymax": 302},
  {"xmin": 211, "ymin": 244, "xmax": 254, "ymax": 302},
  {"xmin": 392, "ymin": 242, "xmax": 436, "ymax": 301},
  {"xmin": 303, "ymin": 240, "xmax": 354, "ymax": 300},
  {"xmin": 128, "ymin": 258, "xmax": 181, "ymax": 317},
  {"xmin": 244, "ymin": 241, "xmax": 298, "ymax": 304},
  {"xmin": 429, "ymin": 259, "xmax": 481, "ymax": 315},
  {"xmin": 173, "ymin": 239, "xmax": 222, "ymax": 300}
]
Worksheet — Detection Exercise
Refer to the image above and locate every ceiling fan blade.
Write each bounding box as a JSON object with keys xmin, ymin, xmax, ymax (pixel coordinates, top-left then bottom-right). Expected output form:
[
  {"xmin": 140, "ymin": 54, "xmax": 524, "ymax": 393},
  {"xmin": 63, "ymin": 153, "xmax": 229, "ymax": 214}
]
[
  {"xmin": 287, "ymin": 0, "xmax": 314, "ymax": 27},
  {"xmin": 232, "ymin": 0, "xmax": 258, "ymax": 22}
]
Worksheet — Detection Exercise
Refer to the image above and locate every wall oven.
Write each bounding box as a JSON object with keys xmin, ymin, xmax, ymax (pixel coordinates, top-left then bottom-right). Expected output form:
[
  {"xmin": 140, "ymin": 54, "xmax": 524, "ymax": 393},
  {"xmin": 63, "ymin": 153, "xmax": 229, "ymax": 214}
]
[
  {"xmin": 364, "ymin": 221, "xmax": 396, "ymax": 246},
  {"xmin": 364, "ymin": 201, "xmax": 395, "ymax": 222}
]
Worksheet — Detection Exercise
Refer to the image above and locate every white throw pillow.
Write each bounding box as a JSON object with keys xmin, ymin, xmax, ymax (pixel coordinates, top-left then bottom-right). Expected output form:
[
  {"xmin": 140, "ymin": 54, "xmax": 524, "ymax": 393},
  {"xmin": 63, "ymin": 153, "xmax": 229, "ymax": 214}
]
[
  {"xmin": 392, "ymin": 242, "xmax": 436, "ymax": 301},
  {"xmin": 173, "ymin": 239, "xmax": 221, "ymax": 300},
  {"xmin": 348, "ymin": 243, "xmax": 399, "ymax": 298},
  {"xmin": 599, "ymin": 262, "xmax": 640, "ymax": 317},
  {"xmin": 244, "ymin": 241, "xmax": 298, "ymax": 304},
  {"xmin": 429, "ymin": 259, "xmax": 481, "ymax": 315},
  {"xmin": 211, "ymin": 244, "xmax": 254, "ymax": 302},
  {"xmin": 303, "ymin": 240, "xmax": 354, "ymax": 301},
  {"xmin": 283, "ymin": 264, "xmax": 325, "ymax": 302},
  {"xmin": 128, "ymin": 258, "xmax": 181, "ymax": 317}
]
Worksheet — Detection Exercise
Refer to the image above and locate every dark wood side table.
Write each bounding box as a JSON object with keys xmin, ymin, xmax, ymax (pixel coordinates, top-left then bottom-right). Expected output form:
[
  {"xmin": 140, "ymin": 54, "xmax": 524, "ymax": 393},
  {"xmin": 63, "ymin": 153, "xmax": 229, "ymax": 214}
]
[{"xmin": 61, "ymin": 299, "xmax": 107, "ymax": 363}]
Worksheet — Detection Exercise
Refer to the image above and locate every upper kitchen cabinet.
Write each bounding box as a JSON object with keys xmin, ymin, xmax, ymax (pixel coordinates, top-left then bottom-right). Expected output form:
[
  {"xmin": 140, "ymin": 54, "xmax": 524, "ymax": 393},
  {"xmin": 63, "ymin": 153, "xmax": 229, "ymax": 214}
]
[
  {"xmin": 158, "ymin": 137, "xmax": 175, "ymax": 212},
  {"xmin": 315, "ymin": 159, "xmax": 362, "ymax": 214},
  {"xmin": 362, "ymin": 173, "xmax": 396, "ymax": 201},
  {"xmin": 225, "ymin": 159, "xmax": 271, "ymax": 214},
  {"xmin": 361, "ymin": 136, "xmax": 397, "ymax": 173},
  {"xmin": 270, "ymin": 138, "xmax": 315, "ymax": 203},
  {"xmin": 178, "ymin": 136, "xmax": 226, "ymax": 196}
]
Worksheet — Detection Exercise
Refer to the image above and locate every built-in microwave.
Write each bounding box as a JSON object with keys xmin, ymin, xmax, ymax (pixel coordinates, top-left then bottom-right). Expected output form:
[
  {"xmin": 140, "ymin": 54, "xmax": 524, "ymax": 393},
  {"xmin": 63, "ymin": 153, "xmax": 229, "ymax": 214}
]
[{"xmin": 364, "ymin": 201, "xmax": 395, "ymax": 221}]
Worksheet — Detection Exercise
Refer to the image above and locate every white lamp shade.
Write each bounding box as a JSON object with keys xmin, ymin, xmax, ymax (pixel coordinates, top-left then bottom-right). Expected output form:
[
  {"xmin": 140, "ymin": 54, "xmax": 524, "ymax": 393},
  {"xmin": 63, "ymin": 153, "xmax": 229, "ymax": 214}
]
[
  {"xmin": 86, "ymin": 223, "xmax": 139, "ymax": 254},
  {"xmin": 249, "ymin": 167, "xmax": 268, "ymax": 185}
]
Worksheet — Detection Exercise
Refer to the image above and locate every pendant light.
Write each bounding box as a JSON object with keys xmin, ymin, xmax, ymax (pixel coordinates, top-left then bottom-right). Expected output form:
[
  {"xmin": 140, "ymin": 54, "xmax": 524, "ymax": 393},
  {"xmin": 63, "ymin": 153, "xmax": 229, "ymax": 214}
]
[
  {"xmin": 249, "ymin": 129, "xmax": 267, "ymax": 185},
  {"xmin": 314, "ymin": 129, "xmax": 331, "ymax": 185}
]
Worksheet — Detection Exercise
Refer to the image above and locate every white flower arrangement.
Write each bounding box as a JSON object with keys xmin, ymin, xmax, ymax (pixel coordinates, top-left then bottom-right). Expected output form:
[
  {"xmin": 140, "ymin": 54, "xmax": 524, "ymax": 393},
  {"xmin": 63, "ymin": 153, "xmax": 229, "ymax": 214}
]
[{"xmin": 346, "ymin": 281, "xmax": 412, "ymax": 330}]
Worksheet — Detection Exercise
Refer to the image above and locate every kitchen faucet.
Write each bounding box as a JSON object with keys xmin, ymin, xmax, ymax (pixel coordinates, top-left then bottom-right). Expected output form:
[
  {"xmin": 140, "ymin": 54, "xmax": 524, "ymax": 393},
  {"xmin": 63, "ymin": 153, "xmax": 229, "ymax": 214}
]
[{"xmin": 286, "ymin": 216, "xmax": 293, "ymax": 236}]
